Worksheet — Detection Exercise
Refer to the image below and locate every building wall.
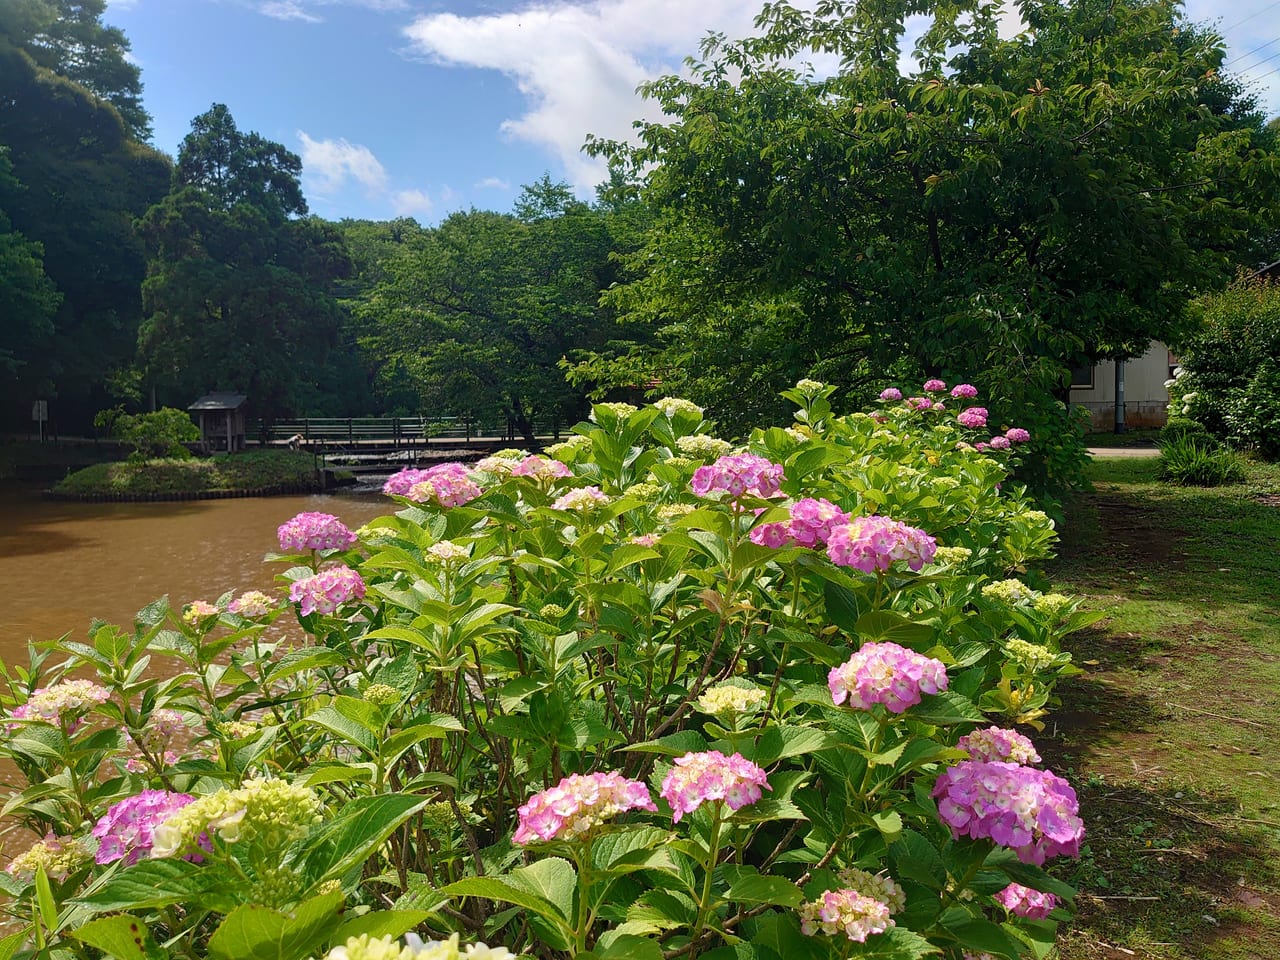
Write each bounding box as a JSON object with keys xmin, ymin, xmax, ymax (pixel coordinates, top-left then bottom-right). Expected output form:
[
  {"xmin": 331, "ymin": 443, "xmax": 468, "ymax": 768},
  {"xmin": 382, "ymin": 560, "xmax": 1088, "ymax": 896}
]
[{"xmin": 1070, "ymin": 341, "xmax": 1173, "ymax": 431}]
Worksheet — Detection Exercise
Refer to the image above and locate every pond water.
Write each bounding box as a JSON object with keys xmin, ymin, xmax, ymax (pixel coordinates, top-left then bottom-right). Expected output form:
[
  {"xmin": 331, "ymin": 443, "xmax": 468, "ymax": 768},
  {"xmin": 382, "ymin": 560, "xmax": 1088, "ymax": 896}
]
[{"xmin": 0, "ymin": 486, "xmax": 391, "ymax": 667}]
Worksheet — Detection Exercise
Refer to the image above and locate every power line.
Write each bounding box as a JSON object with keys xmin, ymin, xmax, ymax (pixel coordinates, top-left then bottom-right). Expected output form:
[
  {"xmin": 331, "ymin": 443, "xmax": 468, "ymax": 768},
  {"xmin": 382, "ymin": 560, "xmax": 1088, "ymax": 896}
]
[
  {"xmin": 1226, "ymin": 35, "xmax": 1280, "ymax": 66},
  {"xmin": 1238, "ymin": 47, "xmax": 1280, "ymax": 74},
  {"xmin": 1222, "ymin": 0, "xmax": 1280, "ymax": 33}
]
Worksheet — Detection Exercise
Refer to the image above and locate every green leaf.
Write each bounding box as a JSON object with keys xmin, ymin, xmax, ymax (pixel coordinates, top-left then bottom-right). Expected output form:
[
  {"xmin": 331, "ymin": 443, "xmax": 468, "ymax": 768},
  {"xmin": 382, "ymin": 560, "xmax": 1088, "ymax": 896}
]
[
  {"xmin": 70, "ymin": 915, "xmax": 164, "ymax": 960},
  {"xmin": 304, "ymin": 704, "xmax": 377, "ymax": 756},
  {"xmin": 302, "ymin": 795, "xmax": 430, "ymax": 883},
  {"xmin": 889, "ymin": 830, "xmax": 946, "ymax": 890},
  {"xmin": 938, "ymin": 911, "xmax": 1023, "ymax": 958},
  {"xmin": 34, "ymin": 865, "xmax": 57, "ymax": 932},
  {"xmin": 907, "ymin": 691, "xmax": 985, "ymax": 725},
  {"xmin": 823, "ymin": 580, "xmax": 863, "ymax": 635},
  {"xmin": 505, "ymin": 857, "xmax": 576, "ymax": 923},
  {"xmin": 207, "ymin": 893, "xmax": 344, "ymax": 960},
  {"xmin": 591, "ymin": 934, "xmax": 665, "ymax": 960},
  {"xmin": 854, "ymin": 611, "xmax": 934, "ymax": 648},
  {"xmin": 334, "ymin": 910, "xmax": 435, "ymax": 942},
  {"xmin": 722, "ymin": 866, "xmax": 804, "ymax": 907},
  {"xmin": 74, "ymin": 858, "xmax": 233, "ymax": 913},
  {"xmin": 624, "ymin": 730, "xmax": 709, "ymax": 756},
  {"xmin": 439, "ymin": 876, "xmax": 571, "ymax": 932}
]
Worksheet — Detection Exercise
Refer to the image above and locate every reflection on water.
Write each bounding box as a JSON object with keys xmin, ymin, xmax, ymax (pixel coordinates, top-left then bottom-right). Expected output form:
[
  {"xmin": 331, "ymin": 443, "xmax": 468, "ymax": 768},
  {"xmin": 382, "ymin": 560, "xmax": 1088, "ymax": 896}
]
[{"xmin": 0, "ymin": 486, "xmax": 391, "ymax": 664}]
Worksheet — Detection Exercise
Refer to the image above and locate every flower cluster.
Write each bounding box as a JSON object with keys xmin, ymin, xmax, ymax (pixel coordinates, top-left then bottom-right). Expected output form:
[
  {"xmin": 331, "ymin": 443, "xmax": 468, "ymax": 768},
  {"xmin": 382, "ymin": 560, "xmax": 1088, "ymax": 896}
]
[
  {"xmin": 324, "ymin": 933, "xmax": 515, "ymax": 960},
  {"xmin": 362, "ymin": 683, "xmax": 401, "ymax": 706},
  {"xmin": 92, "ymin": 790, "xmax": 197, "ymax": 864},
  {"xmin": 551, "ymin": 486, "xmax": 610, "ymax": 512},
  {"xmin": 828, "ymin": 642, "xmax": 948, "ymax": 714},
  {"xmin": 826, "ymin": 516, "xmax": 936, "ymax": 573},
  {"xmin": 152, "ymin": 777, "xmax": 322, "ymax": 858},
  {"xmin": 183, "ymin": 600, "xmax": 219, "ymax": 625},
  {"xmin": 690, "ymin": 454, "xmax": 785, "ymax": 500},
  {"xmin": 995, "ymin": 882, "xmax": 1059, "ymax": 919},
  {"xmin": 956, "ymin": 407, "xmax": 989, "ymax": 429},
  {"xmin": 289, "ymin": 566, "xmax": 366, "ymax": 616},
  {"xmin": 951, "ymin": 383, "xmax": 979, "ymax": 398},
  {"xmin": 540, "ymin": 436, "xmax": 592, "ymax": 460},
  {"xmin": 1005, "ymin": 427, "xmax": 1031, "ymax": 443},
  {"xmin": 932, "ymin": 545, "xmax": 973, "ymax": 566},
  {"xmin": 474, "ymin": 453, "xmax": 524, "ymax": 476},
  {"xmin": 654, "ymin": 397, "xmax": 704, "ymax": 418},
  {"xmin": 923, "ymin": 378, "xmax": 947, "ymax": 392},
  {"xmin": 697, "ymin": 683, "xmax": 766, "ymax": 716},
  {"xmin": 409, "ymin": 468, "xmax": 483, "ymax": 508},
  {"xmin": 798, "ymin": 888, "xmax": 894, "ymax": 942},
  {"xmin": 933, "ymin": 760, "xmax": 1085, "ymax": 864},
  {"xmin": 675, "ymin": 435, "xmax": 733, "ymax": 459},
  {"xmin": 836, "ymin": 868, "xmax": 906, "ymax": 914},
  {"xmin": 510, "ymin": 455, "xmax": 572, "ymax": 481},
  {"xmin": 513, "ymin": 771, "xmax": 657, "ymax": 843},
  {"xmin": 906, "ymin": 396, "xmax": 933, "ymax": 410},
  {"xmin": 6, "ymin": 833, "xmax": 91, "ymax": 882},
  {"xmin": 879, "ymin": 388, "xmax": 902, "ymax": 402},
  {"xmin": 229, "ymin": 590, "xmax": 276, "ymax": 618},
  {"xmin": 427, "ymin": 540, "xmax": 470, "ymax": 563},
  {"xmin": 1033, "ymin": 592, "xmax": 1074, "ymax": 622},
  {"xmin": 659, "ymin": 750, "xmax": 770, "ymax": 822},
  {"xmin": 277, "ymin": 512, "xmax": 357, "ymax": 552},
  {"xmin": 749, "ymin": 497, "xmax": 850, "ymax": 549},
  {"xmin": 1005, "ymin": 638, "xmax": 1056, "ymax": 672},
  {"xmin": 957, "ymin": 726, "xmax": 1041, "ymax": 765},
  {"xmin": 981, "ymin": 579, "xmax": 1035, "ymax": 605},
  {"xmin": 988, "ymin": 435, "xmax": 1012, "ymax": 450},
  {"xmin": 124, "ymin": 708, "xmax": 187, "ymax": 772},
  {"xmin": 9, "ymin": 680, "xmax": 110, "ymax": 731},
  {"xmin": 795, "ymin": 378, "xmax": 826, "ymax": 394}
]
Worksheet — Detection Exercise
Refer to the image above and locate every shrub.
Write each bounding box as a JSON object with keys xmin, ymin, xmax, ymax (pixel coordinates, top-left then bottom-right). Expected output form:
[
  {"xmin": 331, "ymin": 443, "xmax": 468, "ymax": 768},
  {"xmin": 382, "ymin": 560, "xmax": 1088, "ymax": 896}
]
[
  {"xmin": 0, "ymin": 380, "xmax": 1095, "ymax": 960},
  {"xmin": 1159, "ymin": 417, "xmax": 1217, "ymax": 448},
  {"xmin": 1159, "ymin": 435, "xmax": 1247, "ymax": 486},
  {"xmin": 94, "ymin": 405, "xmax": 201, "ymax": 461}
]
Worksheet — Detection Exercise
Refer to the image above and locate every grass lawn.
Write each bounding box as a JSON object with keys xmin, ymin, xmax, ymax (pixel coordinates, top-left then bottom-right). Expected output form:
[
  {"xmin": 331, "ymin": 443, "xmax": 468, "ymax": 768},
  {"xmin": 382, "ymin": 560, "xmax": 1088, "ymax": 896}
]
[
  {"xmin": 51, "ymin": 450, "xmax": 322, "ymax": 497},
  {"xmin": 1046, "ymin": 456, "xmax": 1280, "ymax": 959}
]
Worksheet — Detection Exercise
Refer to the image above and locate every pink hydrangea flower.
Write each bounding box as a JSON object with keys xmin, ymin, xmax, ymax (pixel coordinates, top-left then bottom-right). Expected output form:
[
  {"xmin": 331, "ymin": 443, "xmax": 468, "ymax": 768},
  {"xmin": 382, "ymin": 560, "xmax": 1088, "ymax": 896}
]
[
  {"xmin": 8, "ymin": 680, "xmax": 109, "ymax": 730},
  {"xmin": 659, "ymin": 750, "xmax": 770, "ymax": 822},
  {"xmin": 277, "ymin": 512, "xmax": 357, "ymax": 552},
  {"xmin": 906, "ymin": 396, "xmax": 933, "ymax": 410},
  {"xmin": 988, "ymin": 435, "xmax": 1012, "ymax": 450},
  {"xmin": 951, "ymin": 384, "xmax": 979, "ymax": 399},
  {"xmin": 229, "ymin": 590, "xmax": 276, "ymax": 618},
  {"xmin": 923, "ymin": 379, "xmax": 947, "ymax": 393},
  {"xmin": 552, "ymin": 486, "xmax": 610, "ymax": 512},
  {"xmin": 749, "ymin": 497, "xmax": 850, "ymax": 549},
  {"xmin": 630, "ymin": 533, "xmax": 660, "ymax": 547},
  {"xmin": 956, "ymin": 407, "xmax": 988, "ymax": 429},
  {"xmin": 511, "ymin": 455, "xmax": 572, "ymax": 481},
  {"xmin": 123, "ymin": 708, "xmax": 187, "ymax": 773},
  {"xmin": 975, "ymin": 442, "xmax": 990, "ymax": 452},
  {"xmin": 513, "ymin": 771, "xmax": 657, "ymax": 843},
  {"xmin": 91, "ymin": 790, "xmax": 197, "ymax": 865},
  {"xmin": 879, "ymin": 388, "xmax": 903, "ymax": 402},
  {"xmin": 932, "ymin": 760, "xmax": 1084, "ymax": 864},
  {"xmin": 289, "ymin": 567, "xmax": 366, "ymax": 616},
  {"xmin": 408, "ymin": 473, "xmax": 483, "ymax": 508},
  {"xmin": 828, "ymin": 642, "xmax": 948, "ymax": 713},
  {"xmin": 383, "ymin": 463, "xmax": 474, "ymax": 497},
  {"xmin": 798, "ymin": 888, "xmax": 894, "ymax": 942},
  {"xmin": 1005, "ymin": 427, "xmax": 1031, "ymax": 443},
  {"xmin": 689, "ymin": 454, "xmax": 784, "ymax": 500},
  {"xmin": 957, "ymin": 727, "xmax": 1041, "ymax": 765},
  {"xmin": 826, "ymin": 516, "xmax": 936, "ymax": 573},
  {"xmin": 994, "ymin": 882, "xmax": 1058, "ymax": 919}
]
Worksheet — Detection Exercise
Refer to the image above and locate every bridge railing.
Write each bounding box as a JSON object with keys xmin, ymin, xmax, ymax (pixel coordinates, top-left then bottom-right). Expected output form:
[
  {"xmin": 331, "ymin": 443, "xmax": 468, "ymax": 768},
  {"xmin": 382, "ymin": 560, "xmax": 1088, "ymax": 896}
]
[{"xmin": 249, "ymin": 416, "xmax": 566, "ymax": 447}]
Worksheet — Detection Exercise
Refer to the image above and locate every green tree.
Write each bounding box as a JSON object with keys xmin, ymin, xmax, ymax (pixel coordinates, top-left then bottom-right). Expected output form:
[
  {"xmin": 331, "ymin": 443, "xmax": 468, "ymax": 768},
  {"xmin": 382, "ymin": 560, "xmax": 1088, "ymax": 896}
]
[
  {"xmin": 138, "ymin": 107, "xmax": 361, "ymax": 425},
  {"xmin": 0, "ymin": 147, "xmax": 60, "ymax": 382},
  {"xmin": 587, "ymin": 0, "xmax": 1280, "ymax": 489},
  {"xmin": 357, "ymin": 179, "xmax": 630, "ymax": 439},
  {"xmin": 0, "ymin": 21, "xmax": 168, "ymax": 427}
]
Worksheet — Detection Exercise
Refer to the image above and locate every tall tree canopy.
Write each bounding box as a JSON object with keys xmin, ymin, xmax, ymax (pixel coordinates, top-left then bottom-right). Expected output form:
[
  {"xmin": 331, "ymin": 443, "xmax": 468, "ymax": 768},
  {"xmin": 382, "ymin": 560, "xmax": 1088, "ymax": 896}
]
[
  {"xmin": 138, "ymin": 105, "xmax": 364, "ymax": 424},
  {"xmin": 0, "ymin": 5, "xmax": 168, "ymax": 427},
  {"xmin": 355, "ymin": 177, "xmax": 634, "ymax": 439},
  {"xmin": 587, "ymin": 0, "xmax": 1280, "ymax": 458}
]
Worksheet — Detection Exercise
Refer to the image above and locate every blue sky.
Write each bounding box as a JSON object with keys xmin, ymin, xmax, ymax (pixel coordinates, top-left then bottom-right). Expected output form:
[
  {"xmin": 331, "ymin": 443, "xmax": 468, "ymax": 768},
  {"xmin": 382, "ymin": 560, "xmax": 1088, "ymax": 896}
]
[{"xmin": 104, "ymin": 0, "xmax": 1280, "ymax": 224}]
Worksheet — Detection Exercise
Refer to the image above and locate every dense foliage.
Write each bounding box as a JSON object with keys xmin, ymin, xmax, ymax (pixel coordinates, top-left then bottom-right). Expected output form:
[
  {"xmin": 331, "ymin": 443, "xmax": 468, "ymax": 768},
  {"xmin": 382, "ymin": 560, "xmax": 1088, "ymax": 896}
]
[
  {"xmin": 93, "ymin": 406, "xmax": 200, "ymax": 462},
  {"xmin": 576, "ymin": 0, "xmax": 1280, "ymax": 497},
  {"xmin": 51, "ymin": 450, "xmax": 323, "ymax": 497},
  {"xmin": 1172, "ymin": 279, "xmax": 1280, "ymax": 459},
  {"xmin": 3, "ymin": 382, "xmax": 1100, "ymax": 959}
]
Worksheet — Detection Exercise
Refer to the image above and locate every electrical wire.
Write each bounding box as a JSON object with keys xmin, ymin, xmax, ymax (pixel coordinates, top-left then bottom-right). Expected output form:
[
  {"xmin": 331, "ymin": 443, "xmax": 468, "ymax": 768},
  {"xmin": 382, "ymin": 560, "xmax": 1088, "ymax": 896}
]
[
  {"xmin": 1226, "ymin": 35, "xmax": 1280, "ymax": 67},
  {"xmin": 1222, "ymin": 0, "xmax": 1280, "ymax": 33}
]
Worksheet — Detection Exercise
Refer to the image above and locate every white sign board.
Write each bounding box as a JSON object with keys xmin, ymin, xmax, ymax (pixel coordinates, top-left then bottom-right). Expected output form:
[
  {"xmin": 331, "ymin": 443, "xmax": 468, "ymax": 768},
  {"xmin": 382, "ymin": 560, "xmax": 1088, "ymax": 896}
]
[{"xmin": 32, "ymin": 400, "xmax": 47, "ymax": 421}]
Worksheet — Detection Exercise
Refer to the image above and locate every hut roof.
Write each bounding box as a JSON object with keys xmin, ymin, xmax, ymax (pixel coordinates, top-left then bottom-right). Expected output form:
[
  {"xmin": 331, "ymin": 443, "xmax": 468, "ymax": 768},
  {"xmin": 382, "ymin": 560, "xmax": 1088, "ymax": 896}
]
[{"xmin": 188, "ymin": 392, "xmax": 248, "ymax": 412}]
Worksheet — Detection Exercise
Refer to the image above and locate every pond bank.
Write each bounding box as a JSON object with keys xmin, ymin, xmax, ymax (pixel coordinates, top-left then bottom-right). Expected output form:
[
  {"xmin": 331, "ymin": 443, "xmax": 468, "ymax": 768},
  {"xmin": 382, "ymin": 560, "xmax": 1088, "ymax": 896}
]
[{"xmin": 48, "ymin": 450, "xmax": 326, "ymax": 500}]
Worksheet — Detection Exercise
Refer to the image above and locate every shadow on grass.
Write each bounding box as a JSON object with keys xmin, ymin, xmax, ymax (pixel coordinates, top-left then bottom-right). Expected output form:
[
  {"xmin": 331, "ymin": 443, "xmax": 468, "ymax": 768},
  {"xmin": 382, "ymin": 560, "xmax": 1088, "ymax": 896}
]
[{"xmin": 1052, "ymin": 778, "xmax": 1280, "ymax": 960}]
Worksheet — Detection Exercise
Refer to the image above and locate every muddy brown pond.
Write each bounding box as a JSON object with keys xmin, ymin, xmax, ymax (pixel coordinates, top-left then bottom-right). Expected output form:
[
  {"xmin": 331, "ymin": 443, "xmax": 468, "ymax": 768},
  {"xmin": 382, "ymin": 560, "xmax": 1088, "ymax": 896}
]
[{"xmin": 0, "ymin": 486, "xmax": 391, "ymax": 664}]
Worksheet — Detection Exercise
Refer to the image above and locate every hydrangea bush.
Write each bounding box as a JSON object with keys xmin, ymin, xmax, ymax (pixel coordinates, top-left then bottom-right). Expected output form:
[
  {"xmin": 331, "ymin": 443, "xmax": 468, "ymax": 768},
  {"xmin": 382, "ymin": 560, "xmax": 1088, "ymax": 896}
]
[{"xmin": 0, "ymin": 380, "xmax": 1100, "ymax": 960}]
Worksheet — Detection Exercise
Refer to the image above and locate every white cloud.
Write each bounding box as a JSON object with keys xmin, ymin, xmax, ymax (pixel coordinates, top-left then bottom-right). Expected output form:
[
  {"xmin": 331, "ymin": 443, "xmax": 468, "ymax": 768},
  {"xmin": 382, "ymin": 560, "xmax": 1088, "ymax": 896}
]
[
  {"xmin": 298, "ymin": 131, "xmax": 389, "ymax": 197},
  {"xmin": 402, "ymin": 0, "xmax": 765, "ymax": 192},
  {"xmin": 476, "ymin": 176, "xmax": 512, "ymax": 190},
  {"xmin": 261, "ymin": 1, "xmax": 322, "ymax": 22},
  {"xmin": 392, "ymin": 189, "xmax": 434, "ymax": 217}
]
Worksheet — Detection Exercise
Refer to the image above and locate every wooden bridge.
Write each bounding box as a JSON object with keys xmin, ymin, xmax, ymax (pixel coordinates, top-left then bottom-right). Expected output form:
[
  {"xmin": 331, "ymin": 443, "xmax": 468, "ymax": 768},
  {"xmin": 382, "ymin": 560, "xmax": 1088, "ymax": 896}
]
[{"xmin": 247, "ymin": 416, "xmax": 562, "ymax": 472}]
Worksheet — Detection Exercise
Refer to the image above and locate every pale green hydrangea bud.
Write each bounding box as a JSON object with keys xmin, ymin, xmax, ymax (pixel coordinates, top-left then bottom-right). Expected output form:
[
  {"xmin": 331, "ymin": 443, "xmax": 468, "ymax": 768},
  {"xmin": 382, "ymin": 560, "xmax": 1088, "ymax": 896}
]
[
  {"xmin": 657, "ymin": 503, "xmax": 695, "ymax": 521},
  {"xmin": 785, "ymin": 427, "xmax": 810, "ymax": 442},
  {"xmin": 1033, "ymin": 593, "xmax": 1074, "ymax": 622},
  {"xmin": 930, "ymin": 475, "xmax": 960, "ymax": 490},
  {"xmin": 932, "ymin": 546, "xmax": 972, "ymax": 566},
  {"xmin": 1005, "ymin": 638, "xmax": 1055, "ymax": 672},
  {"xmin": 538, "ymin": 603, "xmax": 567, "ymax": 620},
  {"xmin": 152, "ymin": 778, "xmax": 322, "ymax": 859},
  {"xmin": 427, "ymin": 540, "xmax": 469, "ymax": 562},
  {"xmin": 794, "ymin": 378, "xmax": 826, "ymax": 394},
  {"xmin": 589, "ymin": 402, "xmax": 638, "ymax": 422},
  {"xmin": 653, "ymin": 397, "xmax": 704, "ymax": 418},
  {"xmin": 659, "ymin": 456, "xmax": 698, "ymax": 472},
  {"xmin": 623, "ymin": 481, "xmax": 661, "ymax": 501},
  {"xmin": 543, "ymin": 435, "xmax": 592, "ymax": 459},
  {"xmin": 493, "ymin": 448, "xmax": 527, "ymax": 460},
  {"xmin": 675, "ymin": 435, "xmax": 733, "ymax": 459},
  {"xmin": 982, "ymin": 579, "xmax": 1037, "ymax": 605},
  {"xmin": 697, "ymin": 683, "xmax": 766, "ymax": 716},
  {"xmin": 362, "ymin": 683, "xmax": 401, "ymax": 706},
  {"xmin": 218, "ymin": 719, "xmax": 260, "ymax": 739}
]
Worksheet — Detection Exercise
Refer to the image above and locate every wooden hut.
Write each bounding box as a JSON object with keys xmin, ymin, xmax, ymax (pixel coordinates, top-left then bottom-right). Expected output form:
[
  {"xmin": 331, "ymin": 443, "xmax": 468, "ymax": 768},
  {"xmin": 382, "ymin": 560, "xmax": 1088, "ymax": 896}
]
[{"xmin": 188, "ymin": 393, "xmax": 248, "ymax": 452}]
